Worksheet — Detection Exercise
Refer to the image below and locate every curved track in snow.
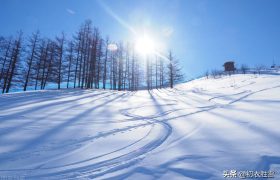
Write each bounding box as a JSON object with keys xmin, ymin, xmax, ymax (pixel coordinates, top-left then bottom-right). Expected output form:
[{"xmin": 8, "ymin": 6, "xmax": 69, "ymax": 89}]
[{"xmin": 1, "ymin": 74, "xmax": 280, "ymax": 179}]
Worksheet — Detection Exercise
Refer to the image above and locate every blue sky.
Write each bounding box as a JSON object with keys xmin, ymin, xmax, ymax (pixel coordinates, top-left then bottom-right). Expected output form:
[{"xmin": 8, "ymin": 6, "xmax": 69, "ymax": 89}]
[{"xmin": 1, "ymin": 0, "xmax": 280, "ymax": 78}]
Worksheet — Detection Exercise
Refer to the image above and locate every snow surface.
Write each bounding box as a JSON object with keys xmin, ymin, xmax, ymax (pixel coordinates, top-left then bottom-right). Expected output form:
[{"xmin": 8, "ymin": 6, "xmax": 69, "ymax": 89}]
[{"xmin": 0, "ymin": 74, "xmax": 279, "ymax": 179}]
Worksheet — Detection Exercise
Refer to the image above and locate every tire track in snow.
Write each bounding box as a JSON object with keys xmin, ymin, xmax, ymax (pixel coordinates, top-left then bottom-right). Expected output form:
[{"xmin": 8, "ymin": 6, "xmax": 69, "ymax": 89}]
[
  {"xmin": 27, "ymin": 119, "xmax": 172, "ymax": 179},
  {"xmin": 59, "ymin": 95, "xmax": 175, "ymax": 179},
  {"xmin": 86, "ymin": 84, "xmax": 280, "ymax": 179},
  {"xmin": 1, "ymin": 96, "xmax": 173, "ymax": 179},
  {"xmin": 69, "ymin": 83, "xmax": 280, "ymax": 178}
]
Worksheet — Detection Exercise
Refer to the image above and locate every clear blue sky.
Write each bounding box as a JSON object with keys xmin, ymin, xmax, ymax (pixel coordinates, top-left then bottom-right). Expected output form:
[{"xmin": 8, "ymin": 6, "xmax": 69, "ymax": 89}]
[{"xmin": 1, "ymin": 0, "xmax": 280, "ymax": 78}]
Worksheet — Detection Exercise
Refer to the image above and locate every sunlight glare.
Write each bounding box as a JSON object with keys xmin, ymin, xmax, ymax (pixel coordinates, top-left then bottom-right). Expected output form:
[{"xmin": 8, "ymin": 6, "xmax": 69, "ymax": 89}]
[{"xmin": 135, "ymin": 35, "xmax": 156, "ymax": 56}]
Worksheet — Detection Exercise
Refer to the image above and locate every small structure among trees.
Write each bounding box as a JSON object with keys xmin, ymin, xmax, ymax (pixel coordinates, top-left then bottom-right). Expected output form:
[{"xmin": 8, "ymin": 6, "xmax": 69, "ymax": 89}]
[{"xmin": 223, "ymin": 61, "xmax": 235, "ymax": 72}]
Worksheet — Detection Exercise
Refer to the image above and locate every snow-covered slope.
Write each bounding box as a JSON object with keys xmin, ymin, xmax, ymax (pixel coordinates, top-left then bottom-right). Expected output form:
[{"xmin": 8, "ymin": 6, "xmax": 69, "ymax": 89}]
[{"xmin": 0, "ymin": 74, "xmax": 279, "ymax": 179}]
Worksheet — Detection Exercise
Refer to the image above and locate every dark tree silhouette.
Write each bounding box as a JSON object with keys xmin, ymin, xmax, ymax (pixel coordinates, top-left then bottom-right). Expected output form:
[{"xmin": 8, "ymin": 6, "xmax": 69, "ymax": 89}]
[{"xmin": 0, "ymin": 20, "xmax": 184, "ymax": 93}]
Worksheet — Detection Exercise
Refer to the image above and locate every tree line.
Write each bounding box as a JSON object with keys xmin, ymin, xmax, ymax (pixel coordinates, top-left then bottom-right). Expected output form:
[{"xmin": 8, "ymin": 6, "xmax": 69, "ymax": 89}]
[
  {"xmin": 0, "ymin": 20, "xmax": 183, "ymax": 93},
  {"xmin": 205, "ymin": 64, "xmax": 273, "ymax": 79}
]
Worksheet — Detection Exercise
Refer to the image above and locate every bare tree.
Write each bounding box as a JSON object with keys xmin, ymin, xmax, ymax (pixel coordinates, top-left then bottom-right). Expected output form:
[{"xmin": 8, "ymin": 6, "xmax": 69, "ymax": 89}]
[
  {"xmin": 33, "ymin": 40, "xmax": 46, "ymax": 90},
  {"xmin": 66, "ymin": 41, "xmax": 74, "ymax": 88},
  {"xmin": 205, "ymin": 70, "xmax": 209, "ymax": 79},
  {"xmin": 40, "ymin": 40, "xmax": 50, "ymax": 90},
  {"xmin": 23, "ymin": 31, "xmax": 39, "ymax": 91},
  {"xmin": 102, "ymin": 37, "xmax": 109, "ymax": 89},
  {"xmin": 3, "ymin": 32, "xmax": 23, "ymax": 93},
  {"xmin": 168, "ymin": 51, "xmax": 183, "ymax": 88},
  {"xmin": 118, "ymin": 43, "xmax": 124, "ymax": 91},
  {"xmin": 0, "ymin": 37, "xmax": 12, "ymax": 86},
  {"xmin": 240, "ymin": 64, "xmax": 249, "ymax": 74},
  {"xmin": 56, "ymin": 33, "xmax": 65, "ymax": 89},
  {"xmin": 159, "ymin": 58, "xmax": 165, "ymax": 88},
  {"xmin": 96, "ymin": 38, "xmax": 103, "ymax": 89},
  {"xmin": 42, "ymin": 41, "xmax": 56, "ymax": 89},
  {"xmin": 73, "ymin": 31, "xmax": 82, "ymax": 88},
  {"xmin": 255, "ymin": 65, "xmax": 265, "ymax": 75}
]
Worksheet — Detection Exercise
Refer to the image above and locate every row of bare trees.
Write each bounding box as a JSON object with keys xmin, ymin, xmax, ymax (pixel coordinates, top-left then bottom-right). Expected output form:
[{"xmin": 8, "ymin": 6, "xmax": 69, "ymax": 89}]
[
  {"xmin": 0, "ymin": 20, "xmax": 183, "ymax": 93},
  {"xmin": 205, "ymin": 64, "xmax": 270, "ymax": 79}
]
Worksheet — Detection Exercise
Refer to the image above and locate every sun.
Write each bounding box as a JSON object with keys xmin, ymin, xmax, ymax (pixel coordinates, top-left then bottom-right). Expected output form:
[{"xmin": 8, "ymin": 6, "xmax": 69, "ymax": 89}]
[{"xmin": 135, "ymin": 35, "xmax": 156, "ymax": 56}]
